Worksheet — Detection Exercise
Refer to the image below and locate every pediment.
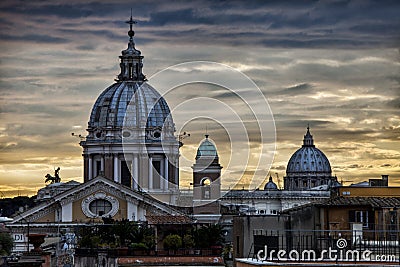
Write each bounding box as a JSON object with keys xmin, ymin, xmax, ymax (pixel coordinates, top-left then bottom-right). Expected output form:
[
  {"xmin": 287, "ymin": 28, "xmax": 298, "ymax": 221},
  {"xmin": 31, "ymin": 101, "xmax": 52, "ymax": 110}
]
[{"xmin": 12, "ymin": 176, "xmax": 183, "ymax": 223}]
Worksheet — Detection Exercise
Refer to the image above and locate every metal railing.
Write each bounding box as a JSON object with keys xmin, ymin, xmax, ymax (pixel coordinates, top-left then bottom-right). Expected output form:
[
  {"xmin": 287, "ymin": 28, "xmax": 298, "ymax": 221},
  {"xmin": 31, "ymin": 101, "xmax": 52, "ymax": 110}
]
[
  {"xmin": 75, "ymin": 247, "xmax": 222, "ymax": 257},
  {"xmin": 250, "ymin": 229, "xmax": 400, "ymax": 263}
]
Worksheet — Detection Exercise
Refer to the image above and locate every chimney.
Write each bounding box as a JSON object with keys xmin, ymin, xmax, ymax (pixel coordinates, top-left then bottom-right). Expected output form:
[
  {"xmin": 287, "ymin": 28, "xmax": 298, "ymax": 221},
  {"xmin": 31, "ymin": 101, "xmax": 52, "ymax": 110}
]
[{"xmin": 381, "ymin": 175, "xmax": 389, "ymax": 186}]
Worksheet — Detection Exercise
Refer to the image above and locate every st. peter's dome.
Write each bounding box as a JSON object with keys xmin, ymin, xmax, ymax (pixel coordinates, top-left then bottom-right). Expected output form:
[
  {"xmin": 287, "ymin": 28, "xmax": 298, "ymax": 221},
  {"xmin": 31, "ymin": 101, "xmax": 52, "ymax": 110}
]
[{"xmin": 284, "ymin": 127, "xmax": 337, "ymax": 190}]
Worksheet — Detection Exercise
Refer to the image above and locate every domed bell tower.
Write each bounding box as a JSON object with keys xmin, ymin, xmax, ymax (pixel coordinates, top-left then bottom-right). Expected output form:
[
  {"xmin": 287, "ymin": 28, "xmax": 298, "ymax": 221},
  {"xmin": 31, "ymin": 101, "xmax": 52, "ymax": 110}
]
[
  {"xmin": 80, "ymin": 16, "xmax": 179, "ymax": 204},
  {"xmin": 192, "ymin": 135, "xmax": 222, "ymax": 222}
]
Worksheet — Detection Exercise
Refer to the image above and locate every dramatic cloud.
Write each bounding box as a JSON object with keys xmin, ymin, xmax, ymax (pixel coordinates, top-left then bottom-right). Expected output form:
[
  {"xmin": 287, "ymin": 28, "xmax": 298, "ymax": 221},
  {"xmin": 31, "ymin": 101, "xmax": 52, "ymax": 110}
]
[{"xmin": 0, "ymin": 0, "xmax": 399, "ymax": 196}]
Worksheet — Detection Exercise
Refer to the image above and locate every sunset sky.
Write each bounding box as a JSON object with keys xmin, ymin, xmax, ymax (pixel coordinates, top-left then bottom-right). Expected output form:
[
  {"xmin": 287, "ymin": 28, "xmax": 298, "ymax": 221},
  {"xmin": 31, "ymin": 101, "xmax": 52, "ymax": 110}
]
[{"xmin": 1, "ymin": 0, "xmax": 399, "ymax": 197}]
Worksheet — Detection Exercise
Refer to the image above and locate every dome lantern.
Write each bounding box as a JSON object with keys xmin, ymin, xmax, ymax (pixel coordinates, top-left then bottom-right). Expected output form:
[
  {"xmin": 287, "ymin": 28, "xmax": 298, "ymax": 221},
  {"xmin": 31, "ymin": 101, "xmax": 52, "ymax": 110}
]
[
  {"xmin": 303, "ymin": 126, "xmax": 314, "ymax": 147},
  {"xmin": 117, "ymin": 15, "xmax": 146, "ymax": 82}
]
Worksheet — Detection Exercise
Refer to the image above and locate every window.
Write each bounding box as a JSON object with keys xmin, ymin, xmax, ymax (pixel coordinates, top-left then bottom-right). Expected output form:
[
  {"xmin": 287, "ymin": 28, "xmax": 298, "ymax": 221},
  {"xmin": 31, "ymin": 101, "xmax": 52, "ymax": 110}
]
[
  {"xmin": 89, "ymin": 199, "xmax": 112, "ymax": 216},
  {"xmin": 82, "ymin": 193, "xmax": 119, "ymax": 218},
  {"xmin": 349, "ymin": 210, "xmax": 369, "ymax": 228},
  {"xmin": 201, "ymin": 178, "xmax": 212, "ymax": 199},
  {"xmin": 121, "ymin": 161, "xmax": 131, "ymax": 187},
  {"xmin": 96, "ymin": 160, "xmax": 101, "ymax": 177}
]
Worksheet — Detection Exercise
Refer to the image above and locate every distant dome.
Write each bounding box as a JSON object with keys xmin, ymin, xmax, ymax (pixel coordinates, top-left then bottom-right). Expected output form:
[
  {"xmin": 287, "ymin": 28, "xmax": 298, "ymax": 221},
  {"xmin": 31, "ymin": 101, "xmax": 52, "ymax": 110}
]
[
  {"xmin": 286, "ymin": 128, "xmax": 331, "ymax": 175},
  {"xmin": 284, "ymin": 127, "xmax": 337, "ymax": 191},
  {"xmin": 287, "ymin": 146, "xmax": 331, "ymax": 174},
  {"xmin": 264, "ymin": 176, "xmax": 278, "ymax": 190},
  {"xmin": 196, "ymin": 135, "xmax": 218, "ymax": 159}
]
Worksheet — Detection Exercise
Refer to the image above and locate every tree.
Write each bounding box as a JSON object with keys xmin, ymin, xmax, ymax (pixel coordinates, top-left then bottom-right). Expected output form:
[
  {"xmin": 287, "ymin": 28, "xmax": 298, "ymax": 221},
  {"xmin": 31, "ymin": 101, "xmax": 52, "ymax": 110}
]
[
  {"xmin": 129, "ymin": 222, "xmax": 155, "ymax": 250},
  {"xmin": 0, "ymin": 196, "xmax": 36, "ymax": 217},
  {"xmin": 183, "ymin": 234, "xmax": 195, "ymax": 248},
  {"xmin": 163, "ymin": 234, "xmax": 182, "ymax": 250},
  {"xmin": 0, "ymin": 232, "xmax": 14, "ymax": 255},
  {"xmin": 110, "ymin": 219, "xmax": 135, "ymax": 247},
  {"xmin": 193, "ymin": 224, "xmax": 224, "ymax": 248}
]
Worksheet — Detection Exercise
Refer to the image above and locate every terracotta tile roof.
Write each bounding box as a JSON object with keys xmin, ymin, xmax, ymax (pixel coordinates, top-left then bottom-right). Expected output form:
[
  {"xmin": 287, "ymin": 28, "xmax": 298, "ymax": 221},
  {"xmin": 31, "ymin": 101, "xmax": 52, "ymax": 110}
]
[
  {"xmin": 145, "ymin": 215, "xmax": 194, "ymax": 224},
  {"xmin": 318, "ymin": 196, "xmax": 400, "ymax": 208}
]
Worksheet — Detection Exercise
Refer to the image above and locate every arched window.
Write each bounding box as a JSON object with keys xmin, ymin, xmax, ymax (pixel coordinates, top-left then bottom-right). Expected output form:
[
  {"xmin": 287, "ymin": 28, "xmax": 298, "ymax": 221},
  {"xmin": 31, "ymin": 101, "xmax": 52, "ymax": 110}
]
[{"xmin": 201, "ymin": 177, "xmax": 212, "ymax": 199}]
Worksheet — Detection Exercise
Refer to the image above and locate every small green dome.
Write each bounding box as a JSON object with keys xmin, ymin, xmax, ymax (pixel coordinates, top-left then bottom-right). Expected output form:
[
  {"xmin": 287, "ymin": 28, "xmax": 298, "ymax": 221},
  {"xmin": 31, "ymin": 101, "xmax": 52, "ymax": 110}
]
[{"xmin": 196, "ymin": 135, "xmax": 218, "ymax": 159}]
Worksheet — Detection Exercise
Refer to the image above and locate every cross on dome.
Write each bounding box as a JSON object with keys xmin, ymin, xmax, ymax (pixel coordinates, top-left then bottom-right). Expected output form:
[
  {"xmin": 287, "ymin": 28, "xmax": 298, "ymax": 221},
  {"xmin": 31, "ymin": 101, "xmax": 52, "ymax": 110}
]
[{"xmin": 126, "ymin": 11, "xmax": 137, "ymax": 39}]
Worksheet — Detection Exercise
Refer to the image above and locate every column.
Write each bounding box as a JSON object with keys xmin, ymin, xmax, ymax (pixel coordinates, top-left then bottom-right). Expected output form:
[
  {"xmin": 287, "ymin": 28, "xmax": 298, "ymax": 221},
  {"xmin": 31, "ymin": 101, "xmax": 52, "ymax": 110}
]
[
  {"xmin": 133, "ymin": 154, "xmax": 139, "ymax": 190},
  {"xmin": 127, "ymin": 201, "xmax": 138, "ymax": 221},
  {"xmin": 160, "ymin": 159, "xmax": 164, "ymax": 190},
  {"xmin": 114, "ymin": 154, "xmax": 119, "ymax": 183},
  {"xmin": 148, "ymin": 154, "xmax": 153, "ymax": 190},
  {"xmin": 61, "ymin": 202, "xmax": 73, "ymax": 222},
  {"xmin": 83, "ymin": 155, "xmax": 89, "ymax": 182},
  {"xmin": 101, "ymin": 157, "xmax": 104, "ymax": 173},
  {"xmin": 105, "ymin": 153, "xmax": 113, "ymax": 179},
  {"xmin": 88, "ymin": 155, "xmax": 93, "ymax": 180},
  {"xmin": 137, "ymin": 205, "xmax": 145, "ymax": 221},
  {"xmin": 131, "ymin": 154, "xmax": 139, "ymax": 190},
  {"xmin": 164, "ymin": 156, "xmax": 169, "ymax": 191},
  {"xmin": 174, "ymin": 156, "xmax": 179, "ymax": 185}
]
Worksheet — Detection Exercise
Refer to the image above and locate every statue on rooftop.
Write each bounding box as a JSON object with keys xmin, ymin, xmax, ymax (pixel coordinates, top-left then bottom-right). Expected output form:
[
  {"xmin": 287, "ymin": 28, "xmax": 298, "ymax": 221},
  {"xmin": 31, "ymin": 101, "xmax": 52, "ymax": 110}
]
[{"xmin": 45, "ymin": 167, "xmax": 61, "ymax": 184}]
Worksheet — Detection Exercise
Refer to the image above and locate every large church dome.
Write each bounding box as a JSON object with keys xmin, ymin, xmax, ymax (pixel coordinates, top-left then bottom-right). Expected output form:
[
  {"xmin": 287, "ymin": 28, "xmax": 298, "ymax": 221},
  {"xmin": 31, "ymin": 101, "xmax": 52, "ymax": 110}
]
[
  {"xmin": 85, "ymin": 17, "xmax": 174, "ymax": 143},
  {"xmin": 284, "ymin": 127, "xmax": 337, "ymax": 190},
  {"xmin": 286, "ymin": 138, "xmax": 331, "ymax": 175},
  {"xmin": 81, "ymin": 16, "xmax": 180, "ymax": 195},
  {"xmin": 89, "ymin": 82, "xmax": 173, "ymax": 134}
]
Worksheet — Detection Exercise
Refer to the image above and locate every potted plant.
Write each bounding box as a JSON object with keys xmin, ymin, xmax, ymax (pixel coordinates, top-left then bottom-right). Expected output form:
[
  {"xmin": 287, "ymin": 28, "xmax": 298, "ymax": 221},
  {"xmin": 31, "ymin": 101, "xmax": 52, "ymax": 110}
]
[
  {"xmin": 163, "ymin": 234, "xmax": 182, "ymax": 254},
  {"xmin": 183, "ymin": 234, "xmax": 195, "ymax": 254}
]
